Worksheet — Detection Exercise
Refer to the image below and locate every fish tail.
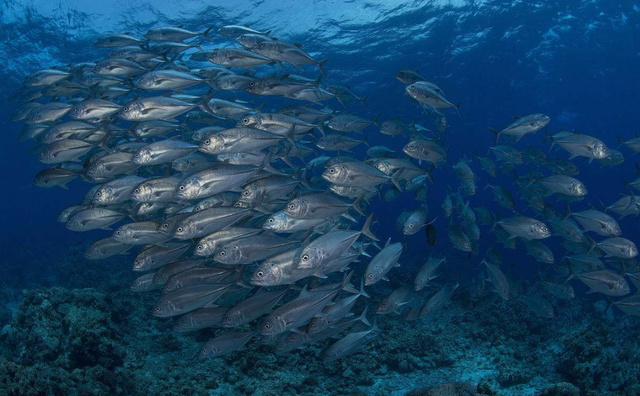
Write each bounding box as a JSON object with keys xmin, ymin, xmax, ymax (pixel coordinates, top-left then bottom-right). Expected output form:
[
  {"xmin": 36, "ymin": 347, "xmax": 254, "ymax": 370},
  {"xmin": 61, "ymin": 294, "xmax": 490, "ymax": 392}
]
[
  {"xmin": 622, "ymin": 177, "xmax": 629, "ymax": 192},
  {"xmin": 359, "ymin": 278, "xmax": 370, "ymax": 299},
  {"xmin": 360, "ymin": 95, "xmax": 368, "ymax": 109},
  {"xmin": 357, "ymin": 306, "xmax": 371, "ymax": 326},
  {"xmin": 284, "ymin": 124, "xmax": 297, "ymax": 148},
  {"xmin": 373, "ymin": 113, "xmax": 381, "ymax": 127},
  {"xmin": 563, "ymin": 259, "xmax": 575, "ymax": 284},
  {"xmin": 317, "ymin": 59, "xmax": 328, "ymax": 77},
  {"xmin": 201, "ymin": 26, "xmax": 214, "ymax": 40},
  {"xmin": 562, "ymin": 202, "xmax": 572, "ymax": 220},
  {"xmin": 488, "ymin": 127, "xmax": 500, "ymax": 144},
  {"xmin": 361, "ymin": 213, "xmax": 379, "ymax": 241},
  {"xmin": 390, "ymin": 169, "xmax": 403, "ymax": 192},
  {"xmin": 425, "ymin": 165, "xmax": 434, "ymax": 184},
  {"xmin": 339, "ymin": 270, "xmax": 354, "ymax": 291},
  {"xmin": 353, "ymin": 194, "xmax": 367, "ymax": 216},
  {"xmin": 586, "ymin": 235, "xmax": 597, "ymax": 254}
]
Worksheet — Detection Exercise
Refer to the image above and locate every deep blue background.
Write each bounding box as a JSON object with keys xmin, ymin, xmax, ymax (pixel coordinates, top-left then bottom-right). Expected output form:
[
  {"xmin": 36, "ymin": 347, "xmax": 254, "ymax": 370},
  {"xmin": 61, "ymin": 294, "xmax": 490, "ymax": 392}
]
[{"xmin": 0, "ymin": 0, "xmax": 639, "ymax": 281}]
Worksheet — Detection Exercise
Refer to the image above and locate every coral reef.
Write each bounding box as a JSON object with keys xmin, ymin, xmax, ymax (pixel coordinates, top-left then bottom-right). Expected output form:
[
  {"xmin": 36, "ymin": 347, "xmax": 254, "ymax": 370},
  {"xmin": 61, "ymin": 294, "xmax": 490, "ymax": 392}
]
[
  {"xmin": 534, "ymin": 382, "xmax": 580, "ymax": 396},
  {"xmin": 0, "ymin": 245, "xmax": 638, "ymax": 395},
  {"xmin": 404, "ymin": 381, "xmax": 483, "ymax": 396}
]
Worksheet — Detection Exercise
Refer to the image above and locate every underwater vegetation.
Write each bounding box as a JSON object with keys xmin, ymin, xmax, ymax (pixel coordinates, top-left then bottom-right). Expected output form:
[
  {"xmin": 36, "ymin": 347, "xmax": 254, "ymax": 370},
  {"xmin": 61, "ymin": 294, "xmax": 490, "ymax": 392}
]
[{"xmin": 2, "ymin": 0, "xmax": 640, "ymax": 395}]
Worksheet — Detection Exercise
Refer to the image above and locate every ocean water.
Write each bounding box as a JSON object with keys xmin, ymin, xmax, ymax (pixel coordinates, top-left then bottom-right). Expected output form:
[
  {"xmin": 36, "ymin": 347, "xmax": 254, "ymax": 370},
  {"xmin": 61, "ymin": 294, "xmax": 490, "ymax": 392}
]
[{"xmin": 0, "ymin": 1, "xmax": 639, "ymax": 395}]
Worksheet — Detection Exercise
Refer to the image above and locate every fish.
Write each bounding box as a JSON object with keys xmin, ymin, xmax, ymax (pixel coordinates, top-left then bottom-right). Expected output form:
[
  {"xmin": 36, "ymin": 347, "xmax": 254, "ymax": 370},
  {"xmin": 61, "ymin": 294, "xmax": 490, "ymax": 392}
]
[
  {"xmin": 260, "ymin": 275, "xmax": 352, "ymax": 335},
  {"xmin": 297, "ymin": 214, "xmax": 377, "ymax": 270},
  {"xmin": 322, "ymin": 161, "xmax": 403, "ymax": 191},
  {"xmin": 597, "ymin": 237, "xmax": 638, "ymax": 259},
  {"xmin": 419, "ymin": 283, "xmax": 459, "ymax": 317},
  {"xmin": 199, "ymin": 332, "xmax": 255, "ymax": 358},
  {"xmin": 376, "ymin": 284, "xmax": 413, "ymax": 314},
  {"xmin": 524, "ymin": 240, "xmax": 554, "ymax": 264},
  {"xmin": 425, "ymin": 223, "xmax": 437, "ymax": 246},
  {"xmin": 308, "ymin": 282, "xmax": 369, "ymax": 333},
  {"xmin": 520, "ymin": 293, "xmax": 554, "ymax": 318},
  {"xmin": 613, "ymin": 295, "xmax": 640, "ymax": 316},
  {"xmin": 549, "ymin": 130, "xmax": 609, "ymax": 160},
  {"xmin": 403, "ymin": 139, "xmax": 447, "ymax": 166},
  {"xmin": 66, "ymin": 208, "xmax": 126, "ymax": 232},
  {"xmin": 86, "ymin": 237, "xmax": 132, "ymax": 260},
  {"xmin": 173, "ymin": 307, "xmax": 229, "ymax": 332},
  {"xmin": 489, "ymin": 145, "xmax": 523, "ymax": 164},
  {"xmin": 414, "ymin": 255, "xmax": 444, "ymax": 291},
  {"xmin": 536, "ymin": 175, "xmax": 588, "ymax": 198},
  {"xmin": 405, "ymin": 81, "xmax": 459, "ymax": 113},
  {"xmin": 173, "ymin": 207, "xmax": 251, "ymax": 240},
  {"xmin": 216, "ymin": 235, "xmax": 299, "ymax": 265},
  {"xmin": 364, "ymin": 238, "xmax": 403, "ymax": 285},
  {"xmin": 153, "ymin": 283, "xmax": 236, "ymax": 318},
  {"xmin": 222, "ymin": 288, "xmax": 288, "ymax": 327},
  {"xmin": 495, "ymin": 216, "xmax": 551, "ymax": 240},
  {"xmin": 489, "ymin": 114, "xmax": 550, "ymax": 142},
  {"xmin": 134, "ymin": 244, "xmax": 193, "ymax": 272},
  {"xmin": 483, "ymin": 260, "xmax": 510, "ymax": 300},
  {"xmin": 568, "ymin": 208, "xmax": 622, "ymax": 237},
  {"xmin": 403, "ymin": 206, "xmax": 429, "ymax": 235},
  {"xmin": 567, "ymin": 267, "xmax": 630, "ymax": 297},
  {"xmin": 145, "ymin": 26, "xmax": 214, "ymax": 42},
  {"xmin": 395, "ymin": 69, "xmax": 425, "ymax": 84},
  {"xmin": 322, "ymin": 325, "xmax": 379, "ymax": 362}
]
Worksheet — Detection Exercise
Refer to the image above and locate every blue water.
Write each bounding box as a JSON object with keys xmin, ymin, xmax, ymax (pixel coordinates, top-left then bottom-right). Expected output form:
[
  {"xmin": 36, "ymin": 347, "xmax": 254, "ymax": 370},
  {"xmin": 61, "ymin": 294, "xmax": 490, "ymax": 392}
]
[{"xmin": 1, "ymin": 1, "xmax": 639, "ymax": 395}]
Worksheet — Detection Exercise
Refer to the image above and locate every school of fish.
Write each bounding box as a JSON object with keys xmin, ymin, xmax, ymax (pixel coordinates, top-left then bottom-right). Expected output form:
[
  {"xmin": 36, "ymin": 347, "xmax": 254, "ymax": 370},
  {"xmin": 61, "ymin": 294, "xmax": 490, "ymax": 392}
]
[{"xmin": 8, "ymin": 23, "xmax": 640, "ymax": 362}]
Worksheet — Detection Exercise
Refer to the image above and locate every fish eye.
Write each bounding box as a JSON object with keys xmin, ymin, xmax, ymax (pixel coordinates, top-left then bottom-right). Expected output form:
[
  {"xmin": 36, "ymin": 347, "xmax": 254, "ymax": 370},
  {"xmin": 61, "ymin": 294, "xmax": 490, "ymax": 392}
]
[
  {"xmin": 115, "ymin": 230, "xmax": 121, "ymax": 235},
  {"xmin": 225, "ymin": 317, "xmax": 231, "ymax": 323},
  {"xmin": 368, "ymin": 274, "xmax": 373, "ymax": 278},
  {"xmin": 197, "ymin": 245, "xmax": 203, "ymax": 250},
  {"xmin": 154, "ymin": 306, "xmax": 161, "ymax": 312},
  {"xmin": 242, "ymin": 118, "xmax": 249, "ymax": 124},
  {"xmin": 179, "ymin": 186, "xmax": 185, "ymax": 190},
  {"xmin": 302, "ymin": 254, "xmax": 310, "ymax": 261},
  {"xmin": 329, "ymin": 168, "xmax": 335, "ymax": 174},
  {"xmin": 162, "ymin": 223, "xmax": 168, "ymax": 228},
  {"xmin": 409, "ymin": 224, "xmax": 414, "ymax": 228},
  {"xmin": 204, "ymin": 139, "xmax": 210, "ymax": 145},
  {"xmin": 381, "ymin": 304, "xmax": 386, "ymax": 309},
  {"xmin": 268, "ymin": 218, "xmax": 274, "ymax": 223},
  {"xmin": 134, "ymin": 188, "xmax": 140, "ymax": 193},
  {"xmin": 219, "ymin": 251, "xmax": 226, "ymax": 256},
  {"xmin": 177, "ymin": 227, "xmax": 183, "ymax": 233},
  {"xmin": 243, "ymin": 191, "xmax": 249, "ymax": 196},
  {"xmin": 288, "ymin": 204, "xmax": 295, "ymax": 210},
  {"xmin": 256, "ymin": 271, "xmax": 264, "ymax": 277}
]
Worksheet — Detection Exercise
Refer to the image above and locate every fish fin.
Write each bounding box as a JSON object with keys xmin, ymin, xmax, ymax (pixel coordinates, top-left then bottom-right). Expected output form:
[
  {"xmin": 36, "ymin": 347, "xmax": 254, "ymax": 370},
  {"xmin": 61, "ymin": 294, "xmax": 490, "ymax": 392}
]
[
  {"xmin": 359, "ymin": 278, "xmax": 370, "ymax": 299},
  {"xmin": 357, "ymin": 306, "xmax": 371, "ymax": 326},
  {"xmin": 316, "ymin": 59, "xmax": 328, "ymax": 77},
  {"xmin": 489, "ymin": 127, "xmax": 500, "ymax": 144},
  {"xmin": 390, "ymin": 169, "xmax": 403, "ymax": 191},
  {"xmin": 360, "ymin": 214, "xmax": 379, "ymax": 241}
]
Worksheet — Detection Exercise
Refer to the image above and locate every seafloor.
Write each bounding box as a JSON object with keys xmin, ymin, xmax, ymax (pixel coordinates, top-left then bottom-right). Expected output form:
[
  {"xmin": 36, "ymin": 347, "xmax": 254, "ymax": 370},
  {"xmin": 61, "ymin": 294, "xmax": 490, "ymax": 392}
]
[{"xmin": 0, "ymin": 241, "xmax": 637, "ymax": 396}]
